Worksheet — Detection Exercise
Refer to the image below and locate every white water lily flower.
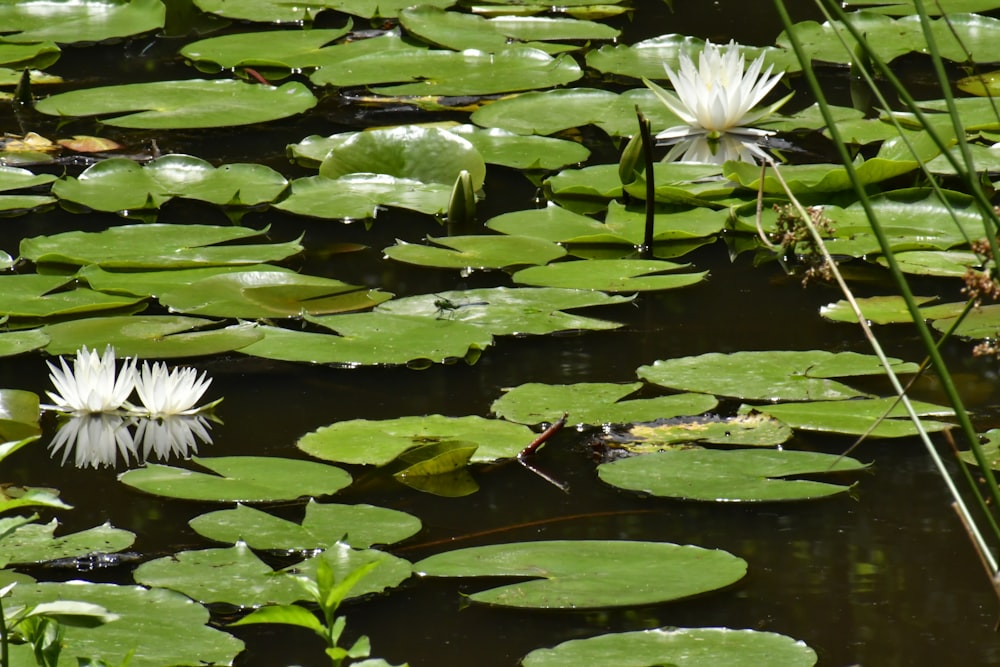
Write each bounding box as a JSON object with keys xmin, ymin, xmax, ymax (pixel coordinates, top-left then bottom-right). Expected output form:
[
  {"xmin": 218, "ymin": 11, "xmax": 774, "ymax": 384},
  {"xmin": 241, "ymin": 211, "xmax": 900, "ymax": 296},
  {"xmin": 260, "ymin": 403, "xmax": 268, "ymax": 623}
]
[
  {"xmin": 646, "ymin": 39, "xmax": 790, "ymax": 164},
  {"xmin": 132, "ymin": 361, "xmax": 212, "ymax": 416},
  {"xmin": 45, "ymin": 345, "xmax": 137, "ymax": 414}
]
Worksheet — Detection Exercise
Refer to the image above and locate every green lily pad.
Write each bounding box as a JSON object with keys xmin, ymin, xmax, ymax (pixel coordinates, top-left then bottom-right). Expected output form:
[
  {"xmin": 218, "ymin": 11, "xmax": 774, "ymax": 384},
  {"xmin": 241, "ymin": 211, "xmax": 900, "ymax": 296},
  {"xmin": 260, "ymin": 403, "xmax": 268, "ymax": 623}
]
[
  {"xmin": 5, "ymin": 581, "xmax": 243, "ymax": 667},
  {"xmin": 491, "ymin": 382, "xmax": 718, "ymax": 426},
  {"xmin": 819, "ymin": 296, "xmax": 965, "ymax": 324},
  {"xmin": 374, "ymin": 286, "xmax": 631, "ymax": 335},
  {"xmin": 134, "ymin": 542, "xmax": 410, "ymax": 607},
  {"xmin": 488, "ymin": 202, "xmax": 727, "ymax": 245},
  {"xmin": 931, "ymin": 303, "xmax": 1000, "ymax": 339},
  {"xmin": 310, "ymin": 46, "xmax": 582, "ymax": 96},
  {"xmin": 0, "ymin": 329, "xmax": 49, "ymax": 358},
  {"xmin": 513, "ymin": 259, "xmax": 707, "ymax": 292},
  {"xmin": 470, "ymin": 87, "xmax": 681, "ymax": 138},
  {"xmin": 0, "ymin": 0, "xmax": 165, "ymax": 44},
  {"xmin": 415, "ymin": 540, "xmax": 747, "ymax": 608},
  {"xmin": 958, "ymin": 429, "xmax": 1000, "ymax": 469},
  {"xmin": 195, "ymin": 0, "xmax": 456, "ymax": 20},
  {"xmin": 598, "ymin": 449, "xmax": 867, "ymax": 502},
  {"xmin": 155, "ymin": 270, "xmax": 391, "ymax": 319},
  {"xmin": 384, "ymin": 235, "xmax": 565, "ymax": 270},
  {"xmin": 849, "ymin": 0, "xmax": 1000, "ymax": 15},
  {"xmin": 21, "ymin": 224, "xmax": 302, "ymax": 269},
  {"xmin": 447, "ymin": 124, "xmax": 590, "ymax": 170},
  {"xmin": 0, "ymin": 41, "xmax": 61, "ymax": 69},
  {"xmin": 240, "ymin": 315, "xmax": 493, "ymax": 366},
  {"xmin": 521, "ymin": 627, "xmax": 817, "ymax": 666},
  {"xmin": 754, "ymin": 397, "xmax": 955, "ymax": 438},
  {"xmin": 180, "ymin": 26, "xmax": 354, "ymax": 72},
  {"xmin": 0, "ymin": 165, "xmax": 57, "ymax": 191},
  {"xmin": 146, "ymin": 154, "xmax": 288, "ymax": 206},
  {"xmin": 36, "ymin": 79, "xmax": 317, "ymax": 129},
  {"xmin": 41, "ymin": 316, "xmax": 263, "ymax": 358},
  {"xmin": 400, "ymin": 5, "xmax": 618, "ymax": 53},
  {"xmin": 190, "ymin": 500, "xmax": 421, "ymax": 550},
  {"xmin": 0, "ymin": 274, "xmax": 144, "ymax": 319},
  {"xmin": 274, "ymin": 174, "xmax": 451, "ymax": 220},
  {"xmin": 392, "ymin": 441, "xmax": 480, "ymax": 497},
  {"xmin": 298, "ymin": 414, "xmax": 534, "ymax": 465},
  {"xmin": 319, "ymin": 125, "xmax": 486, "ymax": 190},
  {"xmin": 0, "ymin": 520, "xmax": 134, "ymax": 566},
  {"xmin": 637, "ymin": 350, "xmax": 919, "ymax": 401},
  {"xmin": 0, "ymin": 194, "xmax": 55, "ymax": 214},
  {"xmin": 603, "ymin": 412, "xmax": 793, "ymax": 450},
  {"xmin": 0, "ymin": 389, "xmax": 41, "ymax": 442},
  {"xmin": 118, "ymin": 456, "xmax": 352, "ymax": 502}
]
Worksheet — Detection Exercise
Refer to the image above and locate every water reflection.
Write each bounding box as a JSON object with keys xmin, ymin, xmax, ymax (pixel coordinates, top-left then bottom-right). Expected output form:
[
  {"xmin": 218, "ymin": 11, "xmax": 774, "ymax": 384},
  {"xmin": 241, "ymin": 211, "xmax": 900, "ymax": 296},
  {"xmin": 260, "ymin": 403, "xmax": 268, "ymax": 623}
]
[{"xmin": 48, "ymin": 413, "xmax": 214, "ymax": 469}]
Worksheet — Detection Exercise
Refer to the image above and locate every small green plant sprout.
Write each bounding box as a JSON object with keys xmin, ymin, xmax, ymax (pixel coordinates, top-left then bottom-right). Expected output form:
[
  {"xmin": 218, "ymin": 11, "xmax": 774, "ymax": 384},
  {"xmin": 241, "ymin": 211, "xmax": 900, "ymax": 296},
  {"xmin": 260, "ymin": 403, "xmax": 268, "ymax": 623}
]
[
  {"xmin": 0, "ymin": 582, "xmax": 119, "ymax": 667},
  {"xmin": 231, "ymin": 557, "xmax": 405, "ymax": 667}
]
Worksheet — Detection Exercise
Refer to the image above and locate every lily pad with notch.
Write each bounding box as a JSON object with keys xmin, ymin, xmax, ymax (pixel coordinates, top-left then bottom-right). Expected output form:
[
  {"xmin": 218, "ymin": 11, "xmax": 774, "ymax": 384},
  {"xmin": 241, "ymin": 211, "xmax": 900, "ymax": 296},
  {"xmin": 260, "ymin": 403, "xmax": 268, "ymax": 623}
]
[
  {"xmin": 36, "ymin": 79, "xmax": 317, "ymax": 129},
  {"xmin": 0, "ymin": 0, "xmax": 165, "ymax": 44},
  {"xmin": 40, "ymin": 316, "xmax": 263, "ymax": 358},
  {"xmin": 637, "ymin": 350, "xmax": 919, "ymax": 402},
  {"xmin": 274, "ymin": 174, "xmax": 451, "ymax": 220},
  {"xmin": 189, "ymin": 500, "xmax": 421, "ymax": 550},
  {"xmin": 751, "ymin": 397, "xmax": 955, "ymax": 438},
  {"xmin": 180, "ymin": 26, "xmax": 353, "ymax": 74},
  {"xmin": 375, "ymin": 286, "xmax": 631, "ymax": 335},
  {"xmin": 298, "ymin": 414, "xmax": 534, "ymax": 466},
  {"xmin": 521, "ymin": 626, "xmax": 817, "ymax": 667},
  {"xmin": 384, "ymin": 235, "xmax": 566, "ymax": 270},
  {"xmin": 118, "ymin": 456, "xmax": 352, "ymax": 502},
  {"xmin": 134, "ymin": 541, "xmax": 410, "ymax": 608},
  {"xmin": 0, "ymin": 520, "xmax": 134, "ymax": 566},
  {"xmin": 0, "ymin": 274, "xmax": 145, "ymax": 319},
  {"xmin": 414, "ymin": 540, "xmax": 747, "ymax": 608},
  {"xmin": 21, "ymin": 224, "xmax": 303, "ymax": 269},
  {"xmin": 598, "ymin": 449, "xmax": 868, "ymax": 502},
  {"xmin": 491, "ymin": 382, "xmax": 718, "ymax": 426},
  {"xmin": 513, "ymin": 258, "xmax": 707, "ymax": 292},
  {"xmin": 240, "ymin": 314, "xmax": 493, "ymax": 366}
]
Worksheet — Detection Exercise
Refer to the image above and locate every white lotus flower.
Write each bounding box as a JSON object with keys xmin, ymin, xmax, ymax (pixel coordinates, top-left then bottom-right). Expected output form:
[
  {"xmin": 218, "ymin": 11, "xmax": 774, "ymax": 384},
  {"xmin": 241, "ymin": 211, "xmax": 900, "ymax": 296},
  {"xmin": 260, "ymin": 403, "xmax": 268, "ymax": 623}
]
[
  {"xmin": 646, "ymin": 40, "xmax": 789, "ymax": 164},
  {"xmin": 132, "ymin": 361, "xmax": 212, "ymax": 416},
  {"xmin": 45, "ymin": 345, "xmax": 136, "ymax": 414}
]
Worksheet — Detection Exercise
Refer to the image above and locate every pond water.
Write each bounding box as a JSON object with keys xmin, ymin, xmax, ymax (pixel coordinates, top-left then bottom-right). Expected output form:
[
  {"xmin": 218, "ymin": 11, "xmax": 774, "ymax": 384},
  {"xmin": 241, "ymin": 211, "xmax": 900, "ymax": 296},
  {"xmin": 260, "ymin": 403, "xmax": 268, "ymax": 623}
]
[{"xmin": 4, "ymin": 0, "xmax": 1000, "ymax": 666}]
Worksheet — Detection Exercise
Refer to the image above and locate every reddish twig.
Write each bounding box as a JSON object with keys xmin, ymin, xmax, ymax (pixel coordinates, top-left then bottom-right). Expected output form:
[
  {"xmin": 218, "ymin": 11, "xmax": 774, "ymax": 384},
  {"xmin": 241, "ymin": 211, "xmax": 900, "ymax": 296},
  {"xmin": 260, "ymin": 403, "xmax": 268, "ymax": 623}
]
[
  {"xmin": 517, "ymin": 412, "xmax": 567, "ymax": 459},
  {"xmin": 243, "ymin": 68, "xmax": 271, "ymax": 86}
]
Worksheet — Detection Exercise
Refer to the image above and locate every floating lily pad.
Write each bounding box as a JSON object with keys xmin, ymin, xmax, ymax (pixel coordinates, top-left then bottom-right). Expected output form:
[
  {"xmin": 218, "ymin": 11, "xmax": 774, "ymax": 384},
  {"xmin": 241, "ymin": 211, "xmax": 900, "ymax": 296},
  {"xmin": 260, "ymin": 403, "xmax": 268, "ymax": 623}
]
[
  {"xmin": 37, "ymin": 79, "xmax": 317, "ymax": 129},
  {"xmin": 598, "ymin": 449, "xmax": 867, "ymax": 502},
  {"xmin": 155, "ymin": 270, "xmax": 390, "ymax": 319},
  {"xmin": 637, "ymin": 350, "xmax": 918, "ymax": 401},
  {"xmin": 240, "ymin": 315, "xmax": 493, "ymax": 366},
  {"xmin": 415, "ymin": 540, "xmax": 747, "ymax": 608},
  {"xmin": 0, "ymin": 389, "xmax": 41, "ymax": 442},
  {"xmin": 521, "ymin": 627, "xmax": 817, "ymax": 666},
  {"xmin": 118, "ymin": 456, "xmax": 352, "ymax": 502},
  {"xmin": 0, "ymin": 0, "xmax": 165, "ymax": 44},
  {"xmin": 0, "ymin": 165, "xmax": 57, "ymax": 191},
  {"xmin": 310, "ymin": 46, "xmax": 582, "ymax": 96},
  {"xmin": 190, "ymin": 501, "xmax": 421, "ymax": 550},
  {"xmin": 0, "ymin": 274, "xmax": 144, "ymax": 319},
  {"xmin": 958, "ymin": 429, "xmax": 1000, "ymax": 470},
  {"xmin": 195, "ymin": 0, "xmax": 455, "ymax": 20},
  {"xmin": 392, "ymin": 440, "xmax": 481, "ymax": 497},
  {"xmin": 134, "ymin": 542, "xmax": 410, "ymax": 607},
  {"xmin": 491, "ymin": 382, "xmax": 718, "ymax": 426},
  {"xmin": 0, "ymin": 194, "xmax": 55, "ymax": 214},
  {"xmin": 21, "ymin": 224, "xmax": 302, "ymax": 269},
  {"xmin": 488, "ymin": 202, "xmax": 727, "ymax": 245},
  {"xmin": 0, "ymin": 41, "xmax": 61, "ymax": 69},
  {"xmin": 513, "ymin": 259, "xmax": 707, "ymax": 292},
  {"xmin": 400, "ymin": 5, "xmax": 618, "ymax": 52},
  {"xmin": 931, "ymin": 303, "xmax": 1000, "ymax": 339},
  {"xmin": 40, "ymin": 316, "xmax": 263, "ymax": 358},
  {"xmin": 0, "ymin": 329, "xmax": 49, "ymax": 358},
  {"xmin": 604, "ymin": 412, "xmax": 793, "ymax": 450},
  {"xmin": 754, "ymin": 397, "xmax": 955, "ymax": 437},
  {"xmin": 819, "ymin": 296, "xmax": 965, "ymax": 324},
  {"xmin": 375, "ymin": 286, "xmax": 630, "ymax": 335},
  {"xmin": 274, "ymin": 174, "xmax": 451, "ymax": 220},
  {"xmin": 319, "ymin": 125, "xmax": 486, "ymax": 190},
  {"xmin": 181, "ymin": 26, "xmax": 353, "ymax": 72},
  {"xmin": 5, "ymin": 581, "xmax": 243, "ymax": 667},
  {"xmin": 384, "ymin": 235, "xmax": 565, "ymax": 270},
  {"xmin": 0, "ymin": 520, "xmax": 134, "ymax": 566},
  {"xmin": 298, "ymin": 414, "xmax": 534, "ymax": 465}
]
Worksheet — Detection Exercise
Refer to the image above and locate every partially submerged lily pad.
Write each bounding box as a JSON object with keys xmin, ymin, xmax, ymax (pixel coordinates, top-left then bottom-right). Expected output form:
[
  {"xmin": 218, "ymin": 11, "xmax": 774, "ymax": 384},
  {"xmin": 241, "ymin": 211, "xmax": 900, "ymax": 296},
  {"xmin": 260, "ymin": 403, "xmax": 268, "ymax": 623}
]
[
  {"xmin": 521, "ymin": 627, "xmax": 817, "ymax": 666},
  {"xmin": 602, "ymin": 412, "xmax": 793, "ymax": 450},
  {"xmin": 298, "ymin": 414, "xmax": 534, "ymax": 465},
  {"xmin": 414, "ymin": 540, "xmax": 747, "ymax": 608},
  {"xmin": 598, "ymin": 449, "xmax": 867, "ymax": 502},
  {"xmin": 384, "ymin": 235, "xmax": 566, "ymax": 270},
  {"xmin": 513, "ymin": 259, "xmax": 708, "ymax": 292}
]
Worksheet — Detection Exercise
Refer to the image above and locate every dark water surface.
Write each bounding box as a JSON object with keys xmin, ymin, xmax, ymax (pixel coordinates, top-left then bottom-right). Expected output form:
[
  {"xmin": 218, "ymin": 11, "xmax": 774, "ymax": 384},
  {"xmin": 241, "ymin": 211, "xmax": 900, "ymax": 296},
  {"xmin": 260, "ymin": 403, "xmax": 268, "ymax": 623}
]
[{"xmin": 5, "ymin": 1, "xmax": 1000, "ymax": 666}]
